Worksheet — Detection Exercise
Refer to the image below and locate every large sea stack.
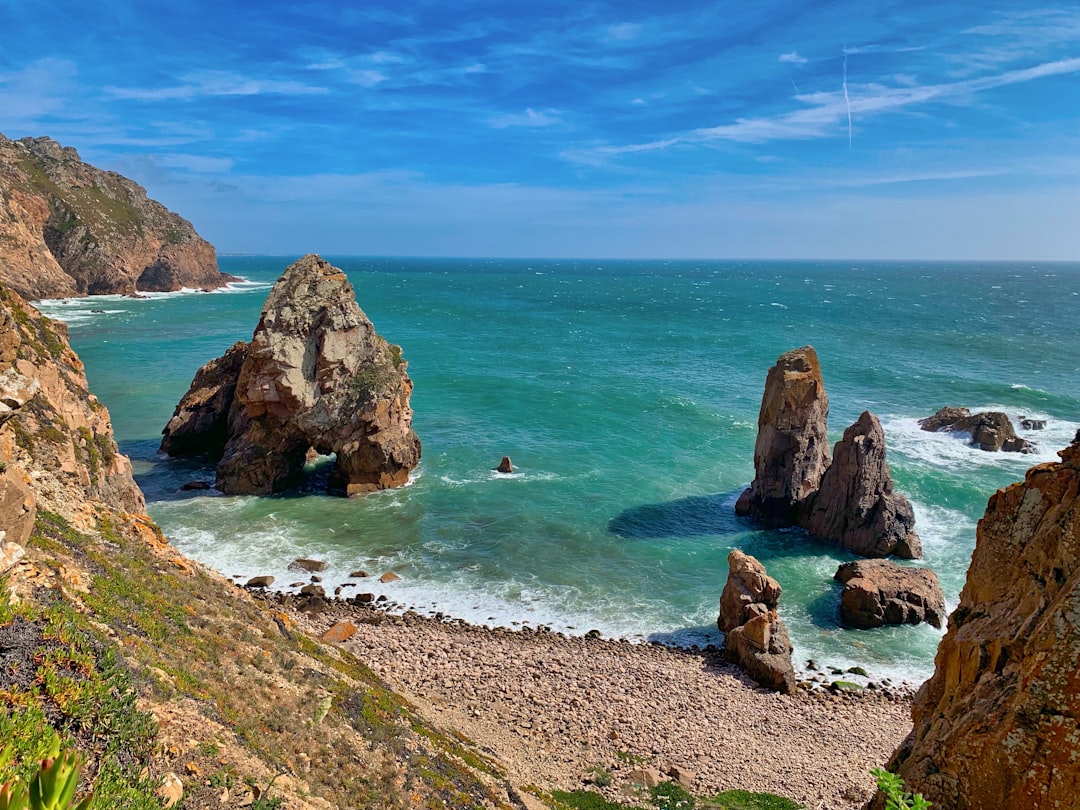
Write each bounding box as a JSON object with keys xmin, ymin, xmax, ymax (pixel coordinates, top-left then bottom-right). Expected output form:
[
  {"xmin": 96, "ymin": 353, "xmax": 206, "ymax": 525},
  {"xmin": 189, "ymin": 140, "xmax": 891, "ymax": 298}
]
[
  {"xmin": 161, "ymin": 254, "xmax": 421, "ymax": 496},
  {"xmin": 0, "ymin": 133, "xmax": 231, "ymax": 299},
  {"xmin": 736, "ymin": 347, "xmax": 921, "ymax": 559},
  {"xmin": 878, "ymin": 433, "xmax": 1080, "ymax": 809}
]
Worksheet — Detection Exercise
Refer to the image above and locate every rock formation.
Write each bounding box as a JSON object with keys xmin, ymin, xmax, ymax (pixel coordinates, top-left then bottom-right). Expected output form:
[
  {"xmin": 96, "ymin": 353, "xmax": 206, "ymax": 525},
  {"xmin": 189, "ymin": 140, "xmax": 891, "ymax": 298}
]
[
  {"xmin": 161, "ymin": 254, "xmax": 421, "ymax": 496},
  {"xmin": 802, "ymin": 412, "xmax": 921, "ymax": 559},
  {"xmin": 918, "ymin": 406, "xmax": 1034, "ymax": 453},
  {"xmin": 833, "ymin": 560, "xmax": 945, "ymax": 630},
  {"xmin": 881, "ymin": 433, "xmax": 1080, "ymax": 809},
  {"xmin": 718, "ymin": 550, "xmax": 796, "ymax": 693},
  {"xmin": 735, "ymin": 346, "xmax": 831, "ymax": 527},
  {"xmin": 737, "ymin": 347, "xmax": 921, "ymax": 559},
  {"xmin": 0, "ymin": 133, "xmax": 233, "ymax": 300}
]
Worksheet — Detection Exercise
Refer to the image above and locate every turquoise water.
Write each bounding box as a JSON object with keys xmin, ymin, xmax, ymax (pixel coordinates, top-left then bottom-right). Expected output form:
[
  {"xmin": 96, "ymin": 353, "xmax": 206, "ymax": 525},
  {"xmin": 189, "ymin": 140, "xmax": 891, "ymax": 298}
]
[{"xmin": 37, "ymin": 257, "xmax": 1080, "ymax": 684}]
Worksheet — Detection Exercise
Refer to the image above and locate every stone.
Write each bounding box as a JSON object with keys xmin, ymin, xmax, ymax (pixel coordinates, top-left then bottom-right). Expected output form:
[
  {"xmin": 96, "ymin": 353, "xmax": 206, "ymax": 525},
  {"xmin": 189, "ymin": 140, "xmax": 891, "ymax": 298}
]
[
  {"xmin": 801, "ymin": 412, "xmax": 922, "ymax": 559},
  {"xmin": 735, "ymin": 346, "xmax": 830, "ymax": 527},
  {"xmin": 179, "ymin": 480, "xmax": 211, "ymax": 491},
  {"xmin": 296, "ymin": 595, "xmax": 328, "ymax": 614},
  {"xmin": 352, "ymin": 592, "xmax": 375, "ymax": 604},
  {"xmin": 718, "ymin": 550, "xmax": 795, "ymax": 693},
  {"xmin": 320, "ymin": 620, "xmax": 358, "ymax": 643},
  {"xmin": 350, "ymin": 570, "xmax": 369, "ymax": 578},
  {"xmin": 918, "ymin": 406, "xmax": 1034, "ymax": 453},
  {"xmin": 245, "ymin": 575, "xmax": 274, "ymax": 588},
  {"xmin": 880, "ymin": 432, "xmax": 1080, "ymax": 810},
  {"xmin": 160, "ymin": 255, "xmax": 421, "ymax": 496},
  {"xmin": 288, "ymin": 558, "xmax": 328, "ymax": 573},
  {"xmin": 156, "ymin": 772, "xmax": 183, "ymax": 808},
  {"xmin": 1020, "ymin": 417, "xmax": 1046, "ymax": 430},
  {"xmin": 0, "ymin": 540, "xmax": 25, "ymax": 574},
  {"xmin": 666, "ymin": 765, "xmax": 696, "ymax": 788},
  {"xmin": 300, "ymin": 584, "xmax": 325, "ymax": 597},
  {"xmin": 379, "ymin": 571, "xmax": 401, "ymax": 583},
  {"xmin": 627, "ymin": 767, "xmax": 664, "ymax": 788},
  {"xmin": 496, "ymin": 456, "xmax": 513, "ymax": 473},
  {"xmin": 833, "ymin": 559, "xmax": 945, "ymax": 629}
]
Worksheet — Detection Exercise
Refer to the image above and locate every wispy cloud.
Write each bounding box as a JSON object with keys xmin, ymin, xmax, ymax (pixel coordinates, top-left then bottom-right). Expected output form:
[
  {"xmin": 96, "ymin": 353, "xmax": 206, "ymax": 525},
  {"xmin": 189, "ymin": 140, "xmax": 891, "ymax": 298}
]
[
  {"xmin": 490, "ymin": 107, "xmax": 565, "ymax": 129},
  {"xmin": 778, "ymin": 51, "xmax": 807, "ymax": 64},
  {"xmin": 106, "ymin": 71, "xmax": 329, "ymax": 101}
]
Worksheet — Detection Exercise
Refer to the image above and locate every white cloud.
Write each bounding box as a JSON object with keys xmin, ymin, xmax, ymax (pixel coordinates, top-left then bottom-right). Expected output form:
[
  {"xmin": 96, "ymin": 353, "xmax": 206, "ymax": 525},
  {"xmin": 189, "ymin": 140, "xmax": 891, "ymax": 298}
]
[
  {"xmin": 349, "ymin": 70, "xmax": 388, "ymax": 88},
  {"xmin": 159, "ymin": 153, "xmax": 235, "ymax": 173},
  {"xmin": 106, "ymin": 71, "xmax": 329, "ymax": 101},
  {"xmin": 779, "ymin": 51, "xmax": 807, "ymax": 64},
  {"xmin": 490, "ymin": 107, "xmax": 564, "ymax": 129},
  {"xmin": 607, "ymin": 23, "xmax": 642, "ymax": 42}
]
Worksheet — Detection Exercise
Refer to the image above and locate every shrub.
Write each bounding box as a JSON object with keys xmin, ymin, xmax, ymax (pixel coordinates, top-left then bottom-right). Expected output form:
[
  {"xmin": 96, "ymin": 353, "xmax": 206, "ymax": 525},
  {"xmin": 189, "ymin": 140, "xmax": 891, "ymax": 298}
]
[{"xmin": 871, "ymin": 769, "xmax": 931, "ymax": 810}]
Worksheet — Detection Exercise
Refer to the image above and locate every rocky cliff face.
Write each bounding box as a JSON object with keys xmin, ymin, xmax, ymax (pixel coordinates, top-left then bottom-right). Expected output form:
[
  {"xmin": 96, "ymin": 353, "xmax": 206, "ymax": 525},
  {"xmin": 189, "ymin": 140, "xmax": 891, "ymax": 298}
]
[
  {"xmin": 735, "ymin": 346, "xmax": 831, "ymax": 527},
  {"xmin": 883, "ymin": 433, "xmax": 1080, "ymax": 809},
  {"xmin": 161, "ymin": 254, "xmax": 421, "ymax": 496},
  {"xmin": 0, "ymin": 133, "xmax": 231, "ymax": 299},
  {"xmin": 737, "ymin": 348, "xmax": 920, "ymax": 559},
  {"xmin": 0, "ymin": 285, "xmax": 143, "ymax": 553}
]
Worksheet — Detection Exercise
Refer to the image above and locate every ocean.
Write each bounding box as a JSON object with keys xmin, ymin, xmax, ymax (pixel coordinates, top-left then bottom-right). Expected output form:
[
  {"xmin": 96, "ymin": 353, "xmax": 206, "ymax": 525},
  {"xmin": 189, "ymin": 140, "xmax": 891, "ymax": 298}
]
[{"xmin": 35, "ymin": 257, "xmax": 1080, "ymax": 685}]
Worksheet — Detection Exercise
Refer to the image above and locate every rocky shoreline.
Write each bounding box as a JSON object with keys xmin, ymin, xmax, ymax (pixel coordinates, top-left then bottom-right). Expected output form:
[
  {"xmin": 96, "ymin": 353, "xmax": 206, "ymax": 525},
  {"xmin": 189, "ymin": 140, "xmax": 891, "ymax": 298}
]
[{"xmin": 265, "ymin": 591, "xmax": 914, "ymax": 810}]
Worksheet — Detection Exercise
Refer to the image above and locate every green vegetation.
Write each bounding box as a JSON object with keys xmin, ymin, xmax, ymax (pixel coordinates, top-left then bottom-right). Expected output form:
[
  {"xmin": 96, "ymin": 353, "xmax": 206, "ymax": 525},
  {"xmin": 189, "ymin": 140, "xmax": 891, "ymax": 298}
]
[
  {"xmin": 550, "ymin": 785, "xmax": 804, "ymax": 810},
  {"xmin": 0, "ymin": 735, "xmax": 91, "ymax": 810},
  {"xmin": 871, "ymin": 769, "xmax": 931, "ymax": 810}
]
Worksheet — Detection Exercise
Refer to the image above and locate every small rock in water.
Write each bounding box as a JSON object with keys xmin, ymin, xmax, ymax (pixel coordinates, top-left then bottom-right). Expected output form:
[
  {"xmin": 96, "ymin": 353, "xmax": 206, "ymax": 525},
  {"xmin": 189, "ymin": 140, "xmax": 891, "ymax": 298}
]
[
  {"xmin": 289, "ymin": 558, "xmax": 328, "ymax": 573},
  {"xmin": 379, "ymin": 571, "xmax": 401, "ymax": 583},
  {"xmin": 245, "ymin": 575, "xmax": 274, "ymax": 588},
  {"xmin": 179, "ymin": 480, "xmax": 211, "ymax": 491},
  {"xmin": 350, "ymin": 570, "xmax": 369, "ymax": 578},
  {"xmin": 496, "ymin": 456, "xmax": 514, "ymax": 474}
]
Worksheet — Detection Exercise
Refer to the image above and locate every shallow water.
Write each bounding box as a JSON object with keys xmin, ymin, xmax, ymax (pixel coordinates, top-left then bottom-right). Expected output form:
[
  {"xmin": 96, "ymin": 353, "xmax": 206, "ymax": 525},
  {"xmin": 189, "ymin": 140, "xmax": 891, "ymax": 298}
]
[{"xmin": 38, "ymin": 257, "xmax": 1080, "ymax": 684}]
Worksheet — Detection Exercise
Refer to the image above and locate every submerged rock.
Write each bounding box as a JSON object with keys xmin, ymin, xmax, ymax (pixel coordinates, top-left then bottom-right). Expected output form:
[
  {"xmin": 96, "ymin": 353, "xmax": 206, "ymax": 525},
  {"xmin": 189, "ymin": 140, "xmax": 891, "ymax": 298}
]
[
  {"xmin": 718, "ymin": 550, "xmax": 795, "ymax": 693},
  {"xmin": 801, "ymin": 412, "xmax": 921, "ymax": 559},
  {"xmin": 833, "ymin": 559, "xmax": 944, "ymax": 629},
  {"xmin": 918, "ymin": 406, "xmax": 1034, "ymax": 453},
  {"xmin": 735, "ymin": 346, "xmax": 831, "ymax": 527},
  {"xmin": 880, "ymin": 432, "xmax": 1080, "ymax": 809},
  {"xmin": 160, "ymin": 254, "xmax": 421, "ymax": 496}
]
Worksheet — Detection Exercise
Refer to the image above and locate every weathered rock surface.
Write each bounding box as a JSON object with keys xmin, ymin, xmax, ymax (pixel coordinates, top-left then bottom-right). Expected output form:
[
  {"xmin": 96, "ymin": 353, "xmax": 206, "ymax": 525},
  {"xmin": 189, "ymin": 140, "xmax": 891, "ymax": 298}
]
[
  {"xmin": 718, "ymin": 550, "xmax": 795, "ymax": 693},
  {"xmin": 737, "ymin": 348, "xmax": 921, "ymax": 559},
  {"xmin": 0, "ymin": 285, "xmax": 143, "ymax": 546},
  {"xmin": 802, "ymin": 412, "xmax": 921, "ymax": 559},
  {"xmin": 735, "ymin": 346, "xmax": 830, "ymax": 526},
  {"xmin": 0, "ymin": 133, "xmax": 234, "ymax": 299},
  {"xmin": 833, "ymin": 559, "xmax": 945, "ymax": 630},
  {"xmin": 918, "ymin": 406, "xmax": 1034, "ymax": 453},
  {"xmin": 161, "ymin": 254, "xmax": 421, "ymax": 496},
  {"xmin": 882, "ymin": 432, "xmax": 1080, "ymax": 810}
]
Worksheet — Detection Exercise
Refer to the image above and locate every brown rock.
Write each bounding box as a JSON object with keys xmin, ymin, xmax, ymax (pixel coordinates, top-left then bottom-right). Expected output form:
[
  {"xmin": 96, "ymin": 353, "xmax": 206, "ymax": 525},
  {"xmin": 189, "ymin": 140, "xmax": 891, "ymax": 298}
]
[
  {"xmin": 497, "ymin": 456, "xmax": 513, "ymax": 473},
  {"xmin": 178, "ymin": 480, "xmax": 211, "ymax": 491},
  {"xmin": 350, "ymin": 570, "xmax": 369, "ymax": 578},
  {"xmin": 735, "ymin": 346, "xmax": 830, "ymax": 526},
  {"xmin": 882, "ymin": 433, "xmax": 1080, "ymax": 810},
  {"xmin": 156, "ymin": 772, "xmax": 183, "ymax": 808},
  {"xmin": 160, "ymin": 255, "xmax": 421, "ymax": 496},
  {"xmin": 288, "ymin": 558, "xmax": 328, "ymax": 573},
  {"xmin": 320, "ymin": 620, "xmax": 358, "ymax": 643},
  {"xmin": 626, "ymin": 767, "xmax": 664, "ymax": 788},
  {"xmin": 0, "ymin": 540, "xmax": 26, "ymax": 574},
  {"xmin": 379, "ymin": 571, "xmax": 401, "ymax": 583},
  {"xmin": 833, "ymin": 559, "xmax": 945, "ymax": 629},
  {"xmin": 300, "ymin": 584, "xmax": 325, "ymax": 597},
  {"xmin": 718, "ymin": 550, "xmax": 795, "ymax": 693},
  {"xmin": 801, "ymin": 412, "xmax": 921, "ymax": 559},
  {"xmin": 918, "ymin": 406, "xmax": 1034, "ymax": 453},
  {"xmin": 245, "ymin": 575, "xmax": 274, "ymax": 588},
  {"xmin": 0, "ymin": 134, "xmax": 229, "ymax": 300},
  {"xmin": 160, "ymin": 341, "xmax": 247, "ymax": 457}
]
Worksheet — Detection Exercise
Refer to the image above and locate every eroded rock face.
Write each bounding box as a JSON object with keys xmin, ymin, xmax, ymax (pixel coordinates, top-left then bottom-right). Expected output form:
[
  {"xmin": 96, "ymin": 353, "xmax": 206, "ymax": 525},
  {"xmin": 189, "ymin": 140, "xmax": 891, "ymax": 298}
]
[
  {"xmin": 161, "ymin": 254, "xmax": 421, "ymax": 496},
  {"xmin": 802, "ymin": 412, "xmax": 921, "ymax": 559},
  {"xmin": 882, "ymin": 433, "xmax": 1080, "ymax": 809},
  {"xmin": 0, "ymin": 133, "xmax": 232, "ymax": 299},
  {"xmin": 735, "ymin": 346, "xmax": 830, "ymax": 527},
  {"xmin": 718, "ymin": 550, "xmax": 795, "ymax": 693},
  {"xmin": 834, "ymin": 559, "xmax": 944, "ymax": 630},
  {"xmin": 918, "ymin": 406, "xmax": 1034, "ymax": 453}
]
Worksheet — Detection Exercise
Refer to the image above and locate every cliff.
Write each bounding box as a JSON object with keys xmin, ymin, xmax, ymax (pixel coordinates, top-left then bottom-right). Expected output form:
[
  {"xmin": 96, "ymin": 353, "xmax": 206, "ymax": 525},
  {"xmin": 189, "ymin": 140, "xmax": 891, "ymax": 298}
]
[
  {"xmin": 0, "ymin": 133, "xmax": 232, "ymax": 299},
  {"xmin": 882, "ymin": 432, "xmax": 1080, "ymax": 809},
  {"xmin": 161, "ymin": 254, "xmax": 421, "ymax": 496},
  {"xmin": 0, "ymin": 285, "xmax": 512, "ymax": 808}
]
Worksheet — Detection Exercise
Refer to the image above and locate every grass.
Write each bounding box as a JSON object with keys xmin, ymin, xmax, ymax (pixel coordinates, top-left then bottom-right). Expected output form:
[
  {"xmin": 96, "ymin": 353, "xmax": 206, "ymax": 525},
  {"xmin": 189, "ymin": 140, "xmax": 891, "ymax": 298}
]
[{"xmin": 550, "ymin": 786, "xmax": 804, "ymax": 810}]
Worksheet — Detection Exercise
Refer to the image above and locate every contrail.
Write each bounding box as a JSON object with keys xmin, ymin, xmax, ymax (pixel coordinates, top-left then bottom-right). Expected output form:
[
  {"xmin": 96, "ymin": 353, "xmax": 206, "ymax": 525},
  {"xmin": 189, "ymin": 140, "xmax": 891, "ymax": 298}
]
[{"xmin": 842, "ymin": 48, "xmax": 852, "ymax": 147}]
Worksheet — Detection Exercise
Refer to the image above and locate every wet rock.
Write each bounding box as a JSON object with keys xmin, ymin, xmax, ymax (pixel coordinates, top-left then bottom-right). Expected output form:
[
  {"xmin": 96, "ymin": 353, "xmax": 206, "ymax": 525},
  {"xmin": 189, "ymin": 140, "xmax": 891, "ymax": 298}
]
[
  {"xmin": 178, "ymin": 480, "xmax": 211, "ymax": 491},
  {"xmin": 245, "ymin": 575, "xmax": 274, "ymax": 588},
  {"xmin": 350, "ymin": 570, "xmax": 369, "ymax": 578},
  {"xmin": 379, "ymin": 571, "xmax": 401, "ymax": 583},
  {"xmin": 834, "ymin": 560, "xmax": 945, "ymax": 629},
  {"xmin": 918, "ymin": 406, "xmax": 1034, "ymax": 453},
  {"xmin": 300, "ymin": 584, "xmax": 326, "ymax": 598},
  {"xmin": 289, "ymin": 557, "xmax": 328, "ymax": 573},
  {"xmin": 497, "ymin": 456, "xmax": 514, "ymax": 473},
  {"xmin": 1020, "ymin": 417, "xmax": 1046, "ymax": 430}
]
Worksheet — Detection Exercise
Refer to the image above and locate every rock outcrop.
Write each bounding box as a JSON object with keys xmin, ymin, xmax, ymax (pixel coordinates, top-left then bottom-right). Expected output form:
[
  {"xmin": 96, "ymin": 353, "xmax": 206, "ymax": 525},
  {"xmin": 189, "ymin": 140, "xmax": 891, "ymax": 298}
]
[
  {"xmin": 718, "ymin": 550, "xmax": 796, "ymax": 693},
  {"xmin": 881, "ymin": 433, "xmax": 1080, "ymax": 809},
  {"xmin": 802, "ymin": 412, "xmax": 921, "ymax": 559},
  {"xmin": 918, "ymin": 406, "xmax": 1034, "ymax": 453},
  {"xmin": 737, "ymin": 347, "xmax": 921, "ymax": 559},
  {"xmin": 161, "ymin": 254, "xmax": 421, "ymax": 496},
  {"xmin": 833, "ymin": 560, "xmax": 945, "ymax": 630},
  {"xmin": 735, "ymin": 346, "xmax": 831, "ymax": 527},
  {"xmin": 0, "ymin": 133, "xmax": 233, "ymax": 299}
]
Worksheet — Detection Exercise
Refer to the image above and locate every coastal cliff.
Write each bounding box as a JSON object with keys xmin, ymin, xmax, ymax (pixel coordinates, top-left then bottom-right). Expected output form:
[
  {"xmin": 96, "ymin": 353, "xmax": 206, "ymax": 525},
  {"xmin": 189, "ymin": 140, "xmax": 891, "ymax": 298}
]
[
  {"xmin": 161, "ymin": 254, "xmax": 421, "ymax": 496},
  {"xmin": 882, "ymin": 432, "xmax": 1080, "ymax": 809},
  {"xmin": 0, "ymin": 133, "xmax": 231, "ymax": 299}
]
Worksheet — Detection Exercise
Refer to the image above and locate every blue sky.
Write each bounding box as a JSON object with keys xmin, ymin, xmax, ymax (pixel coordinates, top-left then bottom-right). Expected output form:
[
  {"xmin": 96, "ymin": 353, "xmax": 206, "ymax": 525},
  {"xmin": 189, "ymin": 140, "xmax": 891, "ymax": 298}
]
[{"xmin": 1, "ymin": 1, "xmax": 1078, "ymax": 259}]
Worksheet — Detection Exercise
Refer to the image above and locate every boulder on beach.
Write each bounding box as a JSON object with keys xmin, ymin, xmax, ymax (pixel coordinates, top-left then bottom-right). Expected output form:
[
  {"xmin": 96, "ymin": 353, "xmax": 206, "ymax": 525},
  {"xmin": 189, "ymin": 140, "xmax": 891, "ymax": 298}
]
[
  {"xmin": 879, "ymin": 432, "xmax": 1080, "ymax": 809},
  {"xmin": 159, "ymin": 254, "xmax": 421, "ymax": 496},
  {"xmin": 718, "ymin": 550, "xmax": 795, "ymax": 693},
  {"xmin": 833, "ymin": 559, "xmax": 945, "ymax": 629},
  {"xmin": 918, "ymin": 406, "xmax": 1034, "ymax": 453}
]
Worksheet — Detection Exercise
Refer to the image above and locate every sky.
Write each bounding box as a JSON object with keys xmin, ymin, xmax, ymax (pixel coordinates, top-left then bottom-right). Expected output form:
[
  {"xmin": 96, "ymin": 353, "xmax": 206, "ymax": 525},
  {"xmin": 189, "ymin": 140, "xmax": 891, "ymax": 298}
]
[{"xmin": 1, "ymin": 0, "xmax": 1078, "ymax": 260}]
